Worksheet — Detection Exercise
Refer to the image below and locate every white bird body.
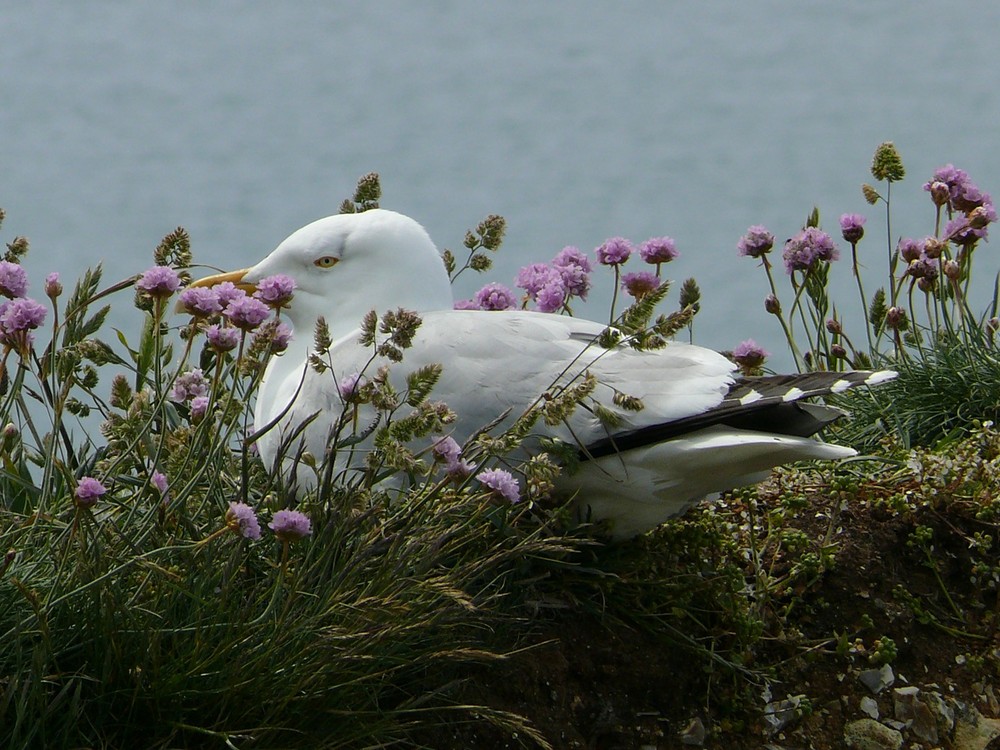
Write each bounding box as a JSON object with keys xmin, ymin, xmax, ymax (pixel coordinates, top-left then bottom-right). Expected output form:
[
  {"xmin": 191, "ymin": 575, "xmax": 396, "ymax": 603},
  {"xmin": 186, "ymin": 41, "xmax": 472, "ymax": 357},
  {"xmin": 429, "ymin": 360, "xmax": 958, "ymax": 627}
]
[{"xmin": 195, "ymin": 208, "xmax": 892, "ymax": 539}]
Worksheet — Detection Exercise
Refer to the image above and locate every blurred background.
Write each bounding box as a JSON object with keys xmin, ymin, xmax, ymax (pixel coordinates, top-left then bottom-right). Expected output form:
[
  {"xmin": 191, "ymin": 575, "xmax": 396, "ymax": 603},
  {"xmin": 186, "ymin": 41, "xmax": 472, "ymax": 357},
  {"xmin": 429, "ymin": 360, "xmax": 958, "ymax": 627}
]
[{"xmin": 3, "ymin": 1, "xmax": 999, "ymax": 363}]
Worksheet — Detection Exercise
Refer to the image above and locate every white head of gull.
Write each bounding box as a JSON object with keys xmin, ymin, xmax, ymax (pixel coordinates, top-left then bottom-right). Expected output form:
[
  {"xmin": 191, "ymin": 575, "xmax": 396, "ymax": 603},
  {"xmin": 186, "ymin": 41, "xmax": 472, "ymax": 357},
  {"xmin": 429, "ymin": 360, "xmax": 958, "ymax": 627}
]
[{"xmin": 192, "ymin": 209, "xmax": 895, "ymax": 540}]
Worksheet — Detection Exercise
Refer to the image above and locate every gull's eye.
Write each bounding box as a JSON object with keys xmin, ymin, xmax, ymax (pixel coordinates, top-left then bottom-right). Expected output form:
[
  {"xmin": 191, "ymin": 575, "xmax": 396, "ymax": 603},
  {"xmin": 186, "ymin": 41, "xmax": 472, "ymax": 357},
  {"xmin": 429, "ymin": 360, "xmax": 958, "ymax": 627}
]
[{"xmin": 314, "ymin": 256, "xmax": 339, "ymax": 268}]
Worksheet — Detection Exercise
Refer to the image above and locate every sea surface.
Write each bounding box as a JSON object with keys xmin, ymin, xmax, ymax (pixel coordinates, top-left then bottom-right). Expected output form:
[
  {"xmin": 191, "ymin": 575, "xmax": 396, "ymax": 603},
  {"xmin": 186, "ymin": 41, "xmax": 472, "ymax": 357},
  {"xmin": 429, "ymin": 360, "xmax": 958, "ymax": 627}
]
[{"xmin": 3, "ymin": 2, "xmax": 1000, "ymax": 364}]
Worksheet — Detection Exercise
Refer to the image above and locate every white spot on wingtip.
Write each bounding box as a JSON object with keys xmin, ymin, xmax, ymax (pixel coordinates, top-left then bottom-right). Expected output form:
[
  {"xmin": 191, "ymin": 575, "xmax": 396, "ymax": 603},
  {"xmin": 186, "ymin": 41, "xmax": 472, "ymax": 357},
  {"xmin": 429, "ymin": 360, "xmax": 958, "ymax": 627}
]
[
  {"xmin": 865, "ymin": 370, "xmax": 898, "ymax": 385},
  {"xmin": 739, "ymin": 389, "xmax": 763, "ymax": 405},
  {"xmin": 782, "ymin": 387, "xmax": 804, "ymax": 402},
  {"xmin": 831, "ymin": 379, "xmax": 852, "ymax": 393}
]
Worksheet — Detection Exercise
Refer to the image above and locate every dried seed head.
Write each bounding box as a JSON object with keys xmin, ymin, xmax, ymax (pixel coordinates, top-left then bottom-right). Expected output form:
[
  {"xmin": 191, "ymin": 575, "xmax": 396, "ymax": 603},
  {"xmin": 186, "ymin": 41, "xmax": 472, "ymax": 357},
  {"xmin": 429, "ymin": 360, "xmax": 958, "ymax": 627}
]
[
  {"xmin": 862, "ymin": 184, "xmax": 881, "ymax": 205},
  {"xmin": 870, "ymin": 141, "xmax": 906, "ymax": 182}
]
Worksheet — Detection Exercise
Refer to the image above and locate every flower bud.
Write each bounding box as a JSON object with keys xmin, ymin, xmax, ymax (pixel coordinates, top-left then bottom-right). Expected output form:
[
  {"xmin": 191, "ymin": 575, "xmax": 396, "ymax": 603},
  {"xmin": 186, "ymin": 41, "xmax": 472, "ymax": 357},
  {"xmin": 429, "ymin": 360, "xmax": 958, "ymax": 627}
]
[
  {"xmin": 826, "ymin": 318, "xmax": 842, "ymax": 335},
  {"xmin": 969, "ymin": 205, "xmax": 992, "ymax": 229},
  {"xmin": 732, "ymin": 339, "xmax": 769, "ymax": 376},
  {"xmin": 885, "ymin": 306, "xmax": 908, "ymax": 331},
  {"xmin": 917, "ymin": 276, "xmax": 936, "ymax": 293},
  {"xmin": 988, "ymin": 318, "xmax": 1000, "ymax": 334},
  {"xmin": 929, "ymin": 181, "xmax": 951, "ymax": 207},
  {"xmin": 831, "ymin": 344, "xmax": 847, "ymax": 359},
  {"xmin": 44, "ymin": 272, "xmax": 62, "ymax": 300},
  {"xmin": 943, "ymin": 259, "xmax": 961, "ymax": 280},
  {"xmin": 764, "ymin": 294, "xmax": 781, "ymax": 315},
  {"xmin": 897, "ymin": 238, "xmax": 923, "ymax": 263},
  {"xmin": 922, "ymin": 237, "xmax": 945, "ymax": 259},
  {"xmin": 839, "ymin": 214, "xmax": 866, "ymax": 244},
  {"xmin": 0, "ymin": 423, "xmax": 17, "ymax": 452}
]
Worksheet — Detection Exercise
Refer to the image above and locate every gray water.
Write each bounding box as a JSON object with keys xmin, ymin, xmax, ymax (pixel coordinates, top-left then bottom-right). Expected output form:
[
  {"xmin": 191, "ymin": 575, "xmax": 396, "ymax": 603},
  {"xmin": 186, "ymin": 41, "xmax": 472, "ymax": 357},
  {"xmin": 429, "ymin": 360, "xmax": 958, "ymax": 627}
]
[{"xmin": 3, "ymin": 1, "xmax": 1000, "ymax": 364}]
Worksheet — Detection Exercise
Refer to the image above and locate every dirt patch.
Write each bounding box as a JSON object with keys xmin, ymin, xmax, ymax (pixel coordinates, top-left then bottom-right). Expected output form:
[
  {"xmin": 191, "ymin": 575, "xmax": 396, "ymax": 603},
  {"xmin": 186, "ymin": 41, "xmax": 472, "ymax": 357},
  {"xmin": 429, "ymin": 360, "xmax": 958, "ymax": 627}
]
[{"xmin": 421, "ymin": 477, "xmax": 1000, "ymax": 749}]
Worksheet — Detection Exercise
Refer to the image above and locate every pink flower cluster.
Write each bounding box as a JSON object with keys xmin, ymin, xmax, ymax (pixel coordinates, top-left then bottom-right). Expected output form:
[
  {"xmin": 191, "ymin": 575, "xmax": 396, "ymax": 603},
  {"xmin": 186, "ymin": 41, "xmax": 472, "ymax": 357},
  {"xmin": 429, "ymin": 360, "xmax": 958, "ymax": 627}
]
[
  {"xmin": 168, "ymin": 273, "xmax": 296, "ymax": 354},
  {"xmin": 269, "ymin": 508, "xmax": 312, "ymax": 542},
  {"xmin": 781, "ymin": 228, "xmax": 839, "ymax": 274},
  {"xmin": 169, "ymin": 368, "xmax": 211, "ymax": 419},
  {"xmin": 226, "ymin": 501, "xmax": 262, "ymax": 540},
  {"xmin": 924, "ymin": 164, "xmax": 997, "ymax": 244},
  {"xmin": 458, "ymin": 234, "xmax": 678, "ymax": 312},
  {"xmin": 433, "ymin": 436, "xmax": 473, "ymax": 477},
  {"xmin": 477, "ymin": 468, "xmax": 520, "ymax": 503},
  {"xmin": 0, "ymin": 261, "xmax": 50, "ymax": 354},
  {"xmin": 74, "ymin": 476, "xmax": 107, "ymax": 508},
  {"xmin": 732, "ymin": 339, "xmax": 769, "ymax": 375}
]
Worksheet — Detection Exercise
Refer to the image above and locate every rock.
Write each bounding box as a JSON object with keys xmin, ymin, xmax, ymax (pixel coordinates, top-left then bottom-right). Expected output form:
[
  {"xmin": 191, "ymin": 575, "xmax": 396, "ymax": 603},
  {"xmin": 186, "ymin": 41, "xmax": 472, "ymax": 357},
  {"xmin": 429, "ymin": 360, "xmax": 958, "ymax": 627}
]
[
  {"xmin": 858, "ymin": 664, "xmax": 895, "ymax": 695},
  {"xmin": 986, "ymin": 683, "xmax": 1000, "ymax": 716},
  {"xmin": 952, "ymin": 703, "xmax": 1000, "ymax": 750},
  {"xmin": 892, "ymin": 686, "xmax": 938, "ymax": 743},
  {"xmin": 860, "ymin": 696, "xmax": 879, "ymax": 720},
  {"xmin": 929, "ymin": 691, "xmax": 955, "ymax": 733},
  {"xmin": 843, "ymin": 718, "xmax": 903, "ymax": 750},
  {"xmin": 679, "ymin": 717, "xmax": 706, "ymax": 746},
  {"xmin": 762, "ymin": 694, "xmax": 807, "ymax": 735}
]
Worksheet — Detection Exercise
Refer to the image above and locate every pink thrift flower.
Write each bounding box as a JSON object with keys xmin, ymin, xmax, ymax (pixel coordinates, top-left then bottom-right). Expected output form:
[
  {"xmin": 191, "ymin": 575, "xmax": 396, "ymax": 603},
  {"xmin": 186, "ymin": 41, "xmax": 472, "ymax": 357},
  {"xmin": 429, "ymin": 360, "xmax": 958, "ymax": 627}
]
[
  {"xmin": 253, "ymin": 274, "xmax": 296, "ymax": 308},
  {"xmin": 453, "ymin": 299, "xmax": 480, "ymax": 310},
  {"xmin": 552, "ymin": 246, "xmax": 592, "ymax": 274},
  {"xmin": 206, "ymin": 324, "xmax": 240, "ymax": 352},
  {"xmin": 516, "ymin": 263, "xmax": 566, "ymax": 312},
  {"xmin": 839, "ymin": 213, "xmax": 866, "ymax": 244},
  {"xmin": 781, "ymin": 228, "xmax": 839, "ymax": 274},
  {"xmin": 535, "ymin": 282, "xmax": 566, "ymax": 313},
  {"xmin": 269, "ymin": 509, "xmax": 312, "ymax": 542},
  {"xmin": 265, "ymin": 322, "xmax": 293, "ymax": 353},
  {"xmin": 0, "ymin": 297, "xmax": 46, "ymax": 352},
  {"xmin": 337, "ymin": 372, "xmax": 365, "ymax": 401},
  {"xmin": 136, "ymin": 266, "xmax": 181, "ymax": 298},
  {"xmin": 516, "ymin": 263, "xmax": 559, "ymax": 297},
  {"xmin": 178, "ymin": 286, "xmax": 223, "ymax": 317},
  {"xmin": 226, "ymin": 501, "xmax": 262, "ymax": 540},
  {"xmin": 213, "ymin": 281, "xmax": 247, "ymax": 308},
  {"xmin": 621, "ymin": 271, "xmax": 661, "ymax": 299},
  {"xmin": 732, "ymin": 339, "xmax": 769, "ymax": 374},
  {"xmin": 0, "ymin": 297, "xmax": 46, "ymax": 332},
  {"xmin": 75, "ymin": 476, "xmax": 107, "ymax": 508},
  {"xmin": 477, "ymin": 468, "xmax": 520, "ymax": 503},
  {"xmin": 433, "ymin": 436, "xmax": 473, "ymax": 476},
  {"xmin": 224, "ymin": 296, "xmax": 270, "ymax": 331},
  {"xmin": 169, "ymin": 369, "xmax": 209, "ymax": 402},
  {"xmin": 737, "ymin": 225, "xmax": 775, "ymax": 258},
  {"xmin": 552, "ymin": 246, "xmax": 593, "ymax": 299},
  {"xmin": 0, "ymin": 261, "xmax": 28, "ymax": 299},
  {"xmin": 474, "ymin": 283, "xmax": 517, "ymax": 311},
  {"xmin": 595, "ymin": 237, "xmax": 633, "ymax": 266},
  {"xmin": 638, "ymin": 236, "xmax": 679, "ymax": 264},
  {"xmin": 190, "ymin": 395, "xmax": 210, "ymax": 420},
  {"xmin": 151, "ymin": 471, "xmax": 168, "ymax": 495}
]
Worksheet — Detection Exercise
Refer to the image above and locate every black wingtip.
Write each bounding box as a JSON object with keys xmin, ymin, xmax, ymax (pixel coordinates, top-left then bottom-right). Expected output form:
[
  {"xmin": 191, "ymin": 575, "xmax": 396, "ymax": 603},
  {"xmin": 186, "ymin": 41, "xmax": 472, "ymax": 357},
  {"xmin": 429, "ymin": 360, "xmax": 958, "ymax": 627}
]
[{"xmin": 580, "ymin": 369, "xmax": 896, "ymax": 461}]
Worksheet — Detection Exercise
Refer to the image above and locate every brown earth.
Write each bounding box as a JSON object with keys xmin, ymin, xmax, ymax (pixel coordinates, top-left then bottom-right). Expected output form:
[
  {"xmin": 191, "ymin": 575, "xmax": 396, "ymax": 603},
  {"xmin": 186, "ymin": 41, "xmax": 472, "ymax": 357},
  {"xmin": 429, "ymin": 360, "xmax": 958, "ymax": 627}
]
[{"xmin": 421, "ymin": 475, "xmax": 1000, "ymax": 749}]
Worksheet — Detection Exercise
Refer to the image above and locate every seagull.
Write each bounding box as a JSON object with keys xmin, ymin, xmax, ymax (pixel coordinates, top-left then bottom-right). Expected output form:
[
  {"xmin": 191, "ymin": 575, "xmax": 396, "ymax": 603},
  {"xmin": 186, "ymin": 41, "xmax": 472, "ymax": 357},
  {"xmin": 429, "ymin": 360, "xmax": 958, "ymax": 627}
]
[{"xmin": 191, "ymin": 209, "xmax": 894, "ymax": 540}]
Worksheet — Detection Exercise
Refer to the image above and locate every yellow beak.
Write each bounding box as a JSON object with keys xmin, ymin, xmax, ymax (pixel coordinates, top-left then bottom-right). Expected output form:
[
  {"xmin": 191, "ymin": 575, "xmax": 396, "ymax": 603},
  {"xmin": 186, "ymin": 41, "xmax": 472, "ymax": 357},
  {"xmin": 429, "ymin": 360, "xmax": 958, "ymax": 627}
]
[{"xmin": 187, "ymin": 268, "xmax": 257, "ymax": 294}]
